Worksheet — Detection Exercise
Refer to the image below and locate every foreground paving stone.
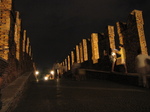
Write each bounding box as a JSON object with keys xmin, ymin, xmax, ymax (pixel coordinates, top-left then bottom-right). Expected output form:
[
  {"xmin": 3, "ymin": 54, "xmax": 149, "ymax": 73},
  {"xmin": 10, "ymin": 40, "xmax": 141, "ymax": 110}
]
[{"xmin": 14, "ymin": 79, "xmax": 150, "ymax": 112}]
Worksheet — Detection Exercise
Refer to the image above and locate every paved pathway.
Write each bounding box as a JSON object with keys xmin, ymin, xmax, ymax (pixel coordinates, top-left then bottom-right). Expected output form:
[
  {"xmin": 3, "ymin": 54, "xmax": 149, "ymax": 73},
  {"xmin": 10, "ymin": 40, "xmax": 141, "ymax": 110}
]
[{"xmin": 14, "ymin": 78, "xmax": 150, "ymax": 112}]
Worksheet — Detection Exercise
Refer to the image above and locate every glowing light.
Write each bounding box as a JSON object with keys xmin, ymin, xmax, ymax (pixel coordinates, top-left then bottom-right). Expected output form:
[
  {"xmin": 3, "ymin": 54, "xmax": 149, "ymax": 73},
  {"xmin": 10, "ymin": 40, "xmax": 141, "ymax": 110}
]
[
  {"xmin": 50, "ymin": 70, "xmax": 54, "ymax": 75},
  {"xmin": 56, "ymin": 78, "xmax": 59, "ymax": 82},
  {"xmin": 36, "ymin": 79, "xmax": 39, "ymax": 82},
  {"xmin": 35, "ymin": 71, "xmax": 39, "ymax": 75},
  {"xmin": 112, "ymin": 52, "xmax": 116, "ymax": 56},
  {"xmin": 44, "ymin": 76, "xmax": 48, "ymax": 80}
]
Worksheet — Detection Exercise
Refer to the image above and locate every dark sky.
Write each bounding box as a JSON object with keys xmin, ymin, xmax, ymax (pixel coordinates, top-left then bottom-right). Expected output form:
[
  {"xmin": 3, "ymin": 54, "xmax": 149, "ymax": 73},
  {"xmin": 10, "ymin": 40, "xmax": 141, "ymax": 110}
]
[{"xmin": 14, "ymin": 0, "xmax": 150, "ymax": 70}]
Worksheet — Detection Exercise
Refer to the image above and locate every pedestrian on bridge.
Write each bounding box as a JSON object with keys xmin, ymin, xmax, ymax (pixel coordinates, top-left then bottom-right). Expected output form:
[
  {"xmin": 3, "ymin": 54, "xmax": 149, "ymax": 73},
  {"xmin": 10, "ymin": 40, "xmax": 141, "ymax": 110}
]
[
  {"xmin": 109, "ymin": 48, "xmax": 117, "ymax": 72},
  {"xmin": 135, "ymin": 49, "xmax": 150, "ymax": 88},
  {"xmin": 71, "ymin": 62, "xmax": 81, "ymax": 81},
  {"xmin": 115, "ymin": 44, "xmax": 127, "ymax": 73}
]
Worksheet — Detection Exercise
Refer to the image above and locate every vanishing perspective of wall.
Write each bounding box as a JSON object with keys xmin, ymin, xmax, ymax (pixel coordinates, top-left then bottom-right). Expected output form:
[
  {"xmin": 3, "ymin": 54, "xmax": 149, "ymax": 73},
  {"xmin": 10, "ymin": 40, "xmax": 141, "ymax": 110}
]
[{"xmin": 56, "ymin": 9, "xmax": 148, "ymax": 74}]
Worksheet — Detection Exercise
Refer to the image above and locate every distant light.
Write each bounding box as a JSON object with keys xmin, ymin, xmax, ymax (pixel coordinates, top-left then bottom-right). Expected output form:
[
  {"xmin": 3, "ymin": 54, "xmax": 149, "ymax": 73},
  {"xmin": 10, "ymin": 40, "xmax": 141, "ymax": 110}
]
[
  {"xmin": 36, "ymin": 79, "xmax": 39, "ymax": 82},
  {"xmin": 35, "ymin": 71, "xmax": 39, "ymax": 75},
  {"xmin": 44, "ymin": 76, "xmax": 48, "ymax": 80},
  {"xmin": 50, "ymin": 70, "xmax": 54, "ymax": 75},
  {"xmin": 56, "ymin": 78, "xmax": 59, "ymax": 82}
]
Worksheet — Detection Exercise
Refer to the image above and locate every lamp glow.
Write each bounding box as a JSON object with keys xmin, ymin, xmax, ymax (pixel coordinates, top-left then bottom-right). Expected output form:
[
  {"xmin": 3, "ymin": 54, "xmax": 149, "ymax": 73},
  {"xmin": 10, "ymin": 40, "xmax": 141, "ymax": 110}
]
[
  {"xmin": 44, "ymin": 76, "xmax": 48, "ymax": 80},
  {"xmin": 35, "ymin": 71, "xmax": 39, "ymax": 75},
  {"xmin": 50, "ymin": 70, "xmax": 54, "ymax": 75}
]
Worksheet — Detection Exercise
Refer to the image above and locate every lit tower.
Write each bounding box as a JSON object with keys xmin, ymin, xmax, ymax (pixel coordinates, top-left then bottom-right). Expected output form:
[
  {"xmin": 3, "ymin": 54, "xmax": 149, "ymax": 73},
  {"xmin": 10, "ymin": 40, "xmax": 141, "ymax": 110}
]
[{"xmin": 0, "ymin": 0, "xmax": 15, "ymax": 60}]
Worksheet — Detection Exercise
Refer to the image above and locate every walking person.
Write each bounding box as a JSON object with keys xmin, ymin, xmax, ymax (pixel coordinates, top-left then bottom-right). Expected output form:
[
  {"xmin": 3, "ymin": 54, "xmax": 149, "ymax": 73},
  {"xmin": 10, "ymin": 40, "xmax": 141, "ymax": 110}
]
[
  {"xmin": 109, "ymin": 48, "xmax": 117, "ymax": 72},
  {"xmin": 71, "ymin": 62, "xmax": 81, "ymax": 81},
  {"xmin": 115, "ymin": 44, "xmax": 127, "ymax": 73},
  {"xmin": 135, "ymin": 49, "xmax": 150, "ymax": 88}
]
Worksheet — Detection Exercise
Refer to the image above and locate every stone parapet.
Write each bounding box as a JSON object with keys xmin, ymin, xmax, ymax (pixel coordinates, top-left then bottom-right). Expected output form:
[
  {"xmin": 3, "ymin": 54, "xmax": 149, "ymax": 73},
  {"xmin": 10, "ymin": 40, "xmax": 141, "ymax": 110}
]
[{"xmin": 0, "ymin": 72, "xmax": 34, "ymax": 112}]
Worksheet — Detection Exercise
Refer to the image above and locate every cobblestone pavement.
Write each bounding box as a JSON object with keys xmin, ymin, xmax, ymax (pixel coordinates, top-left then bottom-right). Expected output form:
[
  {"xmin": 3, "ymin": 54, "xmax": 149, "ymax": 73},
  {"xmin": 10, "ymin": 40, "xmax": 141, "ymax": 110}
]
[{"xmin": 14, "ymin": 78, "xmax": 150, "ymax": 112}]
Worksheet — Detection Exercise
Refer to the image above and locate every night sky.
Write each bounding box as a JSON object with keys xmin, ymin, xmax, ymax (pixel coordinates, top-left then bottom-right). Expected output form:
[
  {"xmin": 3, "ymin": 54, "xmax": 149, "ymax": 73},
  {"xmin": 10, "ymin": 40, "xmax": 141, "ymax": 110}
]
[{"xmin": 14, "ymin": 0, "xmax": 150, "ymax": 70}]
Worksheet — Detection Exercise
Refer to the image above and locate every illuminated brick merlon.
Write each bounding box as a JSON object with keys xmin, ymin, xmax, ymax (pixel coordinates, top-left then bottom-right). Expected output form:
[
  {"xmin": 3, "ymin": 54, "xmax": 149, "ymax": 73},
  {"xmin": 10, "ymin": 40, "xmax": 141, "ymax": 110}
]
[
  {"xmin": 107, "ymin": 25, "xmax": 116, "ymax": 50},
  {"xmin": 64, "ymin": 59, "xmax": 67, "ymax": 71},
  {"xmin": 0, "ymin": 0, "xmax": 13, "ymax": 60},
  {"xmin": 116, "ymin": 22, "xmax": 125, "ymax": 45},
  {"xmin": 26, "ymin": 37, "xmax": 30, "ymax": 54},
  {"xmin": 0, "ymin": 0, "xmax": 13, "ymax": 10},
  {"xmin": 91, "ymin": 33, "xmax": 99, "ymax": 64},
  {"xmin": 29, "ymin": 45, "xmax": 32, "ymax": 57},
  {"xmin": 23, "ymin": 30, "xmax": 26, "ymax": 52},
  {"xmin": 62, "ymin": 62, "xmax": 64, "ymax": 66},
  {"xmin": 79, "ymin": 42, "xmax": 83, "ymax": 63},
  {"xmin": 71, "ymin": 51, "xmax": 74, "ymax": 65},
  {"xmin": 82, "ymin": 39, "xmax": 88, "ymax": 61},
  {"xmin": 67, "ymin": 55, "xmax": 70, "ymax": 70},
  {"xmin": 131, "ymin": 10, "xmax": 148, "ymax": 55},
  {"xmin": 76, "ymin": 45, "xmax": 80, "ymax": 63},
  {"xmin": 14, "ymin": 11, "xmax": 21, "ymax": 60}
]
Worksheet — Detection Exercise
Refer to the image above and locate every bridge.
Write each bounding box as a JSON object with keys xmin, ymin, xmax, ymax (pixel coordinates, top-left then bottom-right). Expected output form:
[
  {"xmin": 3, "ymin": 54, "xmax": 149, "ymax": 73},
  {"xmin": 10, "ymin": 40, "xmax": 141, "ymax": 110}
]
[
  {"xmin": 1, "ymin": 70, "xmax": 150, "ymax": 112},
  {"xmin": 0, "ymin": 1, "xmax": 150, "ymax": 112}
]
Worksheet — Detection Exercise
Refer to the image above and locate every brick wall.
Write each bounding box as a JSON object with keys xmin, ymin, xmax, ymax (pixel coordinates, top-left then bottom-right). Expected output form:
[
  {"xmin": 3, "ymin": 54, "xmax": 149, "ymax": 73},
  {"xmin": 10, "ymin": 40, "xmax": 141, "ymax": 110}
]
[{"xmin": 116, "ymin": 10, "xmax": 148, "ymax": 73}]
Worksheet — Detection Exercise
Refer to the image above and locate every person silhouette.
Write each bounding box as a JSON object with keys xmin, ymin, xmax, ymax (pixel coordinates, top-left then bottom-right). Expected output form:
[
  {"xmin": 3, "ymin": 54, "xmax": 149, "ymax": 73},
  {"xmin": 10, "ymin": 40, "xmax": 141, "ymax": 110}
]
[
  {"xmin": 116, "ymin": 44, "xmax": 127, "ymax": 73},
  {"xmin": 135, "ymin": 49, "xmax": 150, "ymax": 88}
]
